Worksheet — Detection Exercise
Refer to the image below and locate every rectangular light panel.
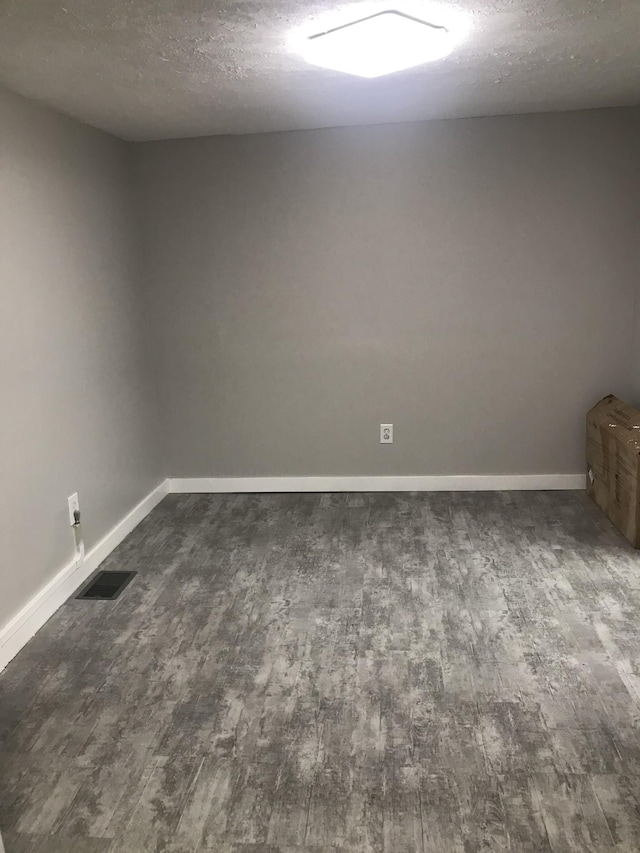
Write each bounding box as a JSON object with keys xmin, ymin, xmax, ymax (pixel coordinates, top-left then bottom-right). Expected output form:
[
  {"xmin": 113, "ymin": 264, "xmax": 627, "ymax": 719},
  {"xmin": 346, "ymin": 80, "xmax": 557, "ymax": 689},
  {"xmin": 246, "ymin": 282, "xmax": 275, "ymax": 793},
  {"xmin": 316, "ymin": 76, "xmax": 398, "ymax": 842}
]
[{"xmin": 301, "ymin": 11, "xmax": 453, "ymax": 78}]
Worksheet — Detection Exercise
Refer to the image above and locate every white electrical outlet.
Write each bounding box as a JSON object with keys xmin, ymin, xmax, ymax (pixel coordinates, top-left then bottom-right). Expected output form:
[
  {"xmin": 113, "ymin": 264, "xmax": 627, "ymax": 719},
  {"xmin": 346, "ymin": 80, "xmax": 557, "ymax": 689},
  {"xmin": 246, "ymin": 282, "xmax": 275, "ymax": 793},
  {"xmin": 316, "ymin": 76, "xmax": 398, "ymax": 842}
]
[
  {"xmin": 68, "ymin": 493, "xmax": 80, "ymax": 526},
  {"xmin": 380, "ymin": 424, "xmax": 393, "ymax": 443}
]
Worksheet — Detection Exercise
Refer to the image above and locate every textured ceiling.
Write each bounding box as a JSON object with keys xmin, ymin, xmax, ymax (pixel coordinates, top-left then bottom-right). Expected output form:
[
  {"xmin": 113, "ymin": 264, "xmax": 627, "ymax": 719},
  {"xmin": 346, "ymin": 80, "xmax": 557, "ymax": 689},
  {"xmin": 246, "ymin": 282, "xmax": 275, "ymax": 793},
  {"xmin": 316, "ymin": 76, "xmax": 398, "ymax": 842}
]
[{"xmin": 0, "ymin": 0, "xmax": 639, "ymax": 141}]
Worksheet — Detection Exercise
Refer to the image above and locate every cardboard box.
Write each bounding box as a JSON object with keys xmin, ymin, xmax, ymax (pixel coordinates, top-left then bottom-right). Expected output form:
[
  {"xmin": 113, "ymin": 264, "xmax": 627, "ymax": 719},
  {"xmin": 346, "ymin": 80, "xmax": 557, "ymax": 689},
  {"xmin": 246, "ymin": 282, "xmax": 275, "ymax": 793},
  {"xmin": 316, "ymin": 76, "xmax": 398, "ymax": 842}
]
[{"xmin": 587, "ymin": 394, "xmax": 640, "ymax": 547}]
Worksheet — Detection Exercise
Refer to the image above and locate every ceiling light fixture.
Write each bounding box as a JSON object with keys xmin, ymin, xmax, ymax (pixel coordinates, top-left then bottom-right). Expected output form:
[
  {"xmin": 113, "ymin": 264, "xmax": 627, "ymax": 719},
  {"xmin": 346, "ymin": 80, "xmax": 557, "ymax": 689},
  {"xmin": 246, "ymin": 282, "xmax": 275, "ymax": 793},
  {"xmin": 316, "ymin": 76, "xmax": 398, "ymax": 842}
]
[{"xmin": 298, "ymin": 10, "xmax": 455, "ymax": 78}]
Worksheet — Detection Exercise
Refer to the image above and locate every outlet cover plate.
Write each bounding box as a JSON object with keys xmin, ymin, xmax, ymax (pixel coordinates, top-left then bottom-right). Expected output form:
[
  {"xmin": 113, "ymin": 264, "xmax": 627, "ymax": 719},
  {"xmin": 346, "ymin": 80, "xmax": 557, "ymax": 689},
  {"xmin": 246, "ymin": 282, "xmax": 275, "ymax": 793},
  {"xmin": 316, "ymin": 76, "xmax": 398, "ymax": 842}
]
[
  {"xmin": 380, "ymin": 424, "xmax": 393, "ymax": 443},
  {"xmin": 68, "ymin": 493, "xmax": 80, "ymax": 526}
]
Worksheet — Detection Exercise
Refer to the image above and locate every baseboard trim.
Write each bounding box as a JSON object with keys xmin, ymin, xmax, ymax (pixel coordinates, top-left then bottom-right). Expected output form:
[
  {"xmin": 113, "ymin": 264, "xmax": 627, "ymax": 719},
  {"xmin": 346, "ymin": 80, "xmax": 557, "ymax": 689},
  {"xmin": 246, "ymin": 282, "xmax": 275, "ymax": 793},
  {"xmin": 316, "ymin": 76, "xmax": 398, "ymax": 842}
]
[
  {"xmin": 169, "ymin": 474, "xmax": 585, "ymax": 494},
  {"xmin": 0, "ymin": 478, "xmax": 170, "ymax": 673}
]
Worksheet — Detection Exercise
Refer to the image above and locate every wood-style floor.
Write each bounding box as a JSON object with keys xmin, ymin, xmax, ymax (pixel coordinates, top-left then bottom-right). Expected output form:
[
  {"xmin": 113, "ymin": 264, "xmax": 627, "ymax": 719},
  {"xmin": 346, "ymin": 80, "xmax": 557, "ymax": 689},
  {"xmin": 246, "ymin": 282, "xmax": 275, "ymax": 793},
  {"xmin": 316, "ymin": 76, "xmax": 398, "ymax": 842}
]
[{"xmin": 2, "ymin": 491, "xmax": 640, "ymax": 852}]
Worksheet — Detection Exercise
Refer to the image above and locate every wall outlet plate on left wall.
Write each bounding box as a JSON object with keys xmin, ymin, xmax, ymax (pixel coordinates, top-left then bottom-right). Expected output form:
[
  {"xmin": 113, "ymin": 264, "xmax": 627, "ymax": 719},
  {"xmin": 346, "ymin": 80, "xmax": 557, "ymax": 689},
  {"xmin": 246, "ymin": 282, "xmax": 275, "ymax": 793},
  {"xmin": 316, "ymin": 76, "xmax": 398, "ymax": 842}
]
[{"xmin": 67, "ymin": 492, "xmax": 80, "ymax": 526}]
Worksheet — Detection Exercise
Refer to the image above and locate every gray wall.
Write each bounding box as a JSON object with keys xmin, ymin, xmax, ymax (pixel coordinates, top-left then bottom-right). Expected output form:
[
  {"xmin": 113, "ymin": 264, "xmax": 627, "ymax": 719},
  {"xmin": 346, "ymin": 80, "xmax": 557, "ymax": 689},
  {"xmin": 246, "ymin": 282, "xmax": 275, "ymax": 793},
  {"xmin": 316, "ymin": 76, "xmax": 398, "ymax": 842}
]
[
  {"xmin": 0, "ymin": 88, "xmax": 163, "ymax": 632},
  {"xmin": 135, "ymin": 108, "xmax": 640, "ymax": 478}
]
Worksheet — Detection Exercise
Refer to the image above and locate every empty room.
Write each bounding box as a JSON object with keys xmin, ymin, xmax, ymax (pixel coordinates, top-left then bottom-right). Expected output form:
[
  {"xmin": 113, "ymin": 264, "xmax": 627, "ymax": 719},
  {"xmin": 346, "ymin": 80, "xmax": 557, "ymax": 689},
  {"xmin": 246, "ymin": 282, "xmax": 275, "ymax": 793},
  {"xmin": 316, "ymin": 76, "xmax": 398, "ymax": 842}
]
[{"xmin": 2, "ymin": 0, "xmax": 640, "ymax": 851}]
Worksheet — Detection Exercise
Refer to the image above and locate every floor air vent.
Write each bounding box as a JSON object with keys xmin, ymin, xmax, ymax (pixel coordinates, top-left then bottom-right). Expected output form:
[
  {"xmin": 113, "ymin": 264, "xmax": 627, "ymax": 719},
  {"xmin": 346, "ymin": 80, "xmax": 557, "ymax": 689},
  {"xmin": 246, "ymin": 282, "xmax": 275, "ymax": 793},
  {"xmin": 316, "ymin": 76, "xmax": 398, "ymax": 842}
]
[{"xmin": 77, "ymin": 570, "xmax": 136, "ymax": 600}]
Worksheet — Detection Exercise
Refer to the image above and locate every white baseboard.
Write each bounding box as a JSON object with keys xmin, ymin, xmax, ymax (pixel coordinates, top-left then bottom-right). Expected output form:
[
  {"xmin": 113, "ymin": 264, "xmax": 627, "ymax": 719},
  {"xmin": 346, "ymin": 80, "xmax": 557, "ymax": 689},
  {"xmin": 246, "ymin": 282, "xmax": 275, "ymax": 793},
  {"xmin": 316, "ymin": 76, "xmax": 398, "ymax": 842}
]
[
  {"xmin": 170, "ymin": 474, "xmax": 585, "ymax": 494},
  {"xmin": 0, "ymin": 478, "xmax": 170, "ymax": 673}
]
